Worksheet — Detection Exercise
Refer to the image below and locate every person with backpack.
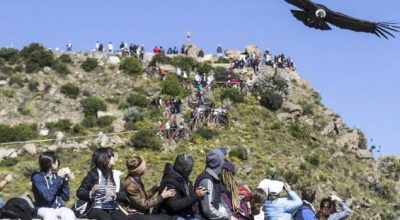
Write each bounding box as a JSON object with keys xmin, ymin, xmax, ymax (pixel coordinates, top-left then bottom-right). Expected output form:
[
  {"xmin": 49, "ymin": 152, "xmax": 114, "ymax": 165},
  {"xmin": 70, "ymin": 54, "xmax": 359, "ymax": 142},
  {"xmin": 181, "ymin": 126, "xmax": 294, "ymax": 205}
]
[
  {"xmin": 293, "ymin": 186, "xmax": 317, "ymax": 220},
  {"xmin": 155, "ymin": 154, "xmax": 207, "ymax": 220},
  {"xmin": 76, "ymin": 147, "xmax": 128, "ymax": 220},
  {"xmin": 316, "ymin": 195, "xmax": 351, "ymax": 220},
  {"xmin": 195, "ymin": 148, "xmax": 236, "ymax": 220},
  {"xmin": 123, "ymin": 156, "xmax": 175, "ymax": 220},
  {"xmin": 31, "ymin": 151, "xmax": 76, "ymax": 220}
]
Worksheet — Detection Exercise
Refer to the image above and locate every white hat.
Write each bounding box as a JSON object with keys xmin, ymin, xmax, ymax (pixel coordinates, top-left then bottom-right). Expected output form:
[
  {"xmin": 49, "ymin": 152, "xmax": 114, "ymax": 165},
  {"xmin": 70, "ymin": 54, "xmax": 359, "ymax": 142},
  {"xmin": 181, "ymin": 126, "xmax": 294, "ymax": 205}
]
[
  {"xmin": 268, "ymin": 180, "xmax": 284, "ymax": 195},
  {"xmin": 257, "ymin": 179, "xmax": 272, "ymax": 196}
]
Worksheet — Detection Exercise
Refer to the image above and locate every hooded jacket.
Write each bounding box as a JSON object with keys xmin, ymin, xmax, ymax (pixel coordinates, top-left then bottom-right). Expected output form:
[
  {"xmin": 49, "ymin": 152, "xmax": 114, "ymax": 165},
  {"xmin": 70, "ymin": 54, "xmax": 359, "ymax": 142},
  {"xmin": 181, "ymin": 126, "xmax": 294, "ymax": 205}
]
[
  {"xmin": 31, "ymin": 171, "xmax": 70, "ymax": 209},
  {"xmin": 155, "ymin": 163, "xmax": 200, "ymax": 218},
  {"xmin": 195, "ymin": 148, "xmax": 230, "ymax": 220}
]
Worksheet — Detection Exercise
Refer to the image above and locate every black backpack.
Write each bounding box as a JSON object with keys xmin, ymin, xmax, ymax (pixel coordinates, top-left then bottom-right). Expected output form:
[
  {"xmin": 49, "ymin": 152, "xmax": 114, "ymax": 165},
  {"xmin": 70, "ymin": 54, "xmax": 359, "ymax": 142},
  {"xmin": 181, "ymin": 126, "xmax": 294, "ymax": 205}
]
[{"xmin": 0, "ymin": 197, "xmax": 36, "ymax": 220}]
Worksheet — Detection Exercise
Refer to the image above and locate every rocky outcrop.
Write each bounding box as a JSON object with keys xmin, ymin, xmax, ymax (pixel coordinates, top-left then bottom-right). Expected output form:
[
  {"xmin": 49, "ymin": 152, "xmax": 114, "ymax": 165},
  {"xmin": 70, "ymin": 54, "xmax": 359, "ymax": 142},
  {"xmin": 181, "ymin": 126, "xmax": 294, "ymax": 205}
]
[
  {"xmin": 225, "ymin": 49, "xmax": 241, "ymax": 60},
  {"xmin": 356, "ymin": 149, "xmax": 374, "ymax": 160},
  {"xmin": 184, "ymin": 44, "xmax": 201, "ymax": 58},
  {"xmin": 22, "ymin": 143, "xmax": 37, "ymax": 155},
  {"xmin": 245, "ymin": 44, "xmax": 261, "ymax": 58},
  {"xmin": 336, "ymin": 130, "xmax": 360, "ymax": 150}
]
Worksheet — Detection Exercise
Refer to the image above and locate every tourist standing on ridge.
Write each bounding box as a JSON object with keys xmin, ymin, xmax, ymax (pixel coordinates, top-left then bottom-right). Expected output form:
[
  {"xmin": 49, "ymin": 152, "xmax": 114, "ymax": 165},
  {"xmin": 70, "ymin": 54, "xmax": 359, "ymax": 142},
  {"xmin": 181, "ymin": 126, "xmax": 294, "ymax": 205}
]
[
  {"xmin": 180, "ymin": 45, "xmax": 186, "ymax": 55},
  {"xmin": 186, "ymin": 31, "xmax": 191, "ymax": 42},
  {"xmin": 98, "ymin": 43, "xmax": 104, "ymax": 52},
  {"xmin": 66, "ymin": 41, "xmax": 72, "ymax": 51},
  {"xmin": 217, "ymin": 45, "xmax": 223, "ymax": 57},
  {"xmin": 95, "ymin": 41, "xmax": 100, "ymax": 51},
  {"xmin": 108, "ymin": 42, "xmax": 114, "ymax": 52},
  {"xmin": 173, "ymin": 46, "xmax": 179, "ymax": 55}
]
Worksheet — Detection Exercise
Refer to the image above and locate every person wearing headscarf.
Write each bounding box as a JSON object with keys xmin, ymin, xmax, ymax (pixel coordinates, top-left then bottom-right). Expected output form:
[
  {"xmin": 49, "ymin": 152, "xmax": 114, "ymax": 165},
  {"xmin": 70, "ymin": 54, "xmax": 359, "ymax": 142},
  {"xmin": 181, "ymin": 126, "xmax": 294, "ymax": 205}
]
[
  {"xmin": 123, "ymin": 156, "xmax": 175, "ymax": 220},
  {"xmin": 194, "ymin": 148, "xmax": 235, "ymax": 220},
  {"xmin": 155, "ymin": 154, "xmax": 207, "ymax": 220}
]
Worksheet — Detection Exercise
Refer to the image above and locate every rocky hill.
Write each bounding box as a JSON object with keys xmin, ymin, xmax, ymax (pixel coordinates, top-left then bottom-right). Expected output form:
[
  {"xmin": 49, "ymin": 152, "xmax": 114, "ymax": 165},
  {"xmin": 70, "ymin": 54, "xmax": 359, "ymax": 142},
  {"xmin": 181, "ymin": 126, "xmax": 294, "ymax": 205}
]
[{"xmin": 0, "ymin": 43, "xmax": 399, "ymax": 219}]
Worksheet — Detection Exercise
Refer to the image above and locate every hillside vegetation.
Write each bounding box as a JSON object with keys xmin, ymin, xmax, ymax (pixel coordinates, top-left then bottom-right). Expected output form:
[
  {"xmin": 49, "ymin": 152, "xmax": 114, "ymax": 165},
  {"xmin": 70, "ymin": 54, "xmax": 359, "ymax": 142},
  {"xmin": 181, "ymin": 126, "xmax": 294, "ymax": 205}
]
[{"xmin": 0, "ymin": 43, "xmax": 399, "ymax": 219}]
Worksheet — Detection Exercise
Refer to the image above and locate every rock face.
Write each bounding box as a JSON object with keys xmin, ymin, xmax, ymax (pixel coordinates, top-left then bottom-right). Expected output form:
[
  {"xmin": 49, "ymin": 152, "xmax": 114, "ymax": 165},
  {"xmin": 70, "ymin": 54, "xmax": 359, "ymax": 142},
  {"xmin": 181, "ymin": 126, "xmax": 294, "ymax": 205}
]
[
  {"xmin": 225, "ymin": 49, "xmax": 241, "ymax": 60},
  {"xmin": 245, "ymin": 44, "xmax": 261, "ymax": 58},
  {"xmin": 107, "ymin": 56, "xmax": 120, "ymax": 65},
  {"xmin": 336, "ymin": 130, "xmax": 360, "ymax": 150},
  {"xmin": 282, "ymin": 102, "xmax": 303, "ymax": 114},
  {"xmin": 356, "ymin": 149, "xmax": 374, "ymax": 160},
  {"xmin": 184, "ymin": 44, "xmax": 201, "ymax": 58}
]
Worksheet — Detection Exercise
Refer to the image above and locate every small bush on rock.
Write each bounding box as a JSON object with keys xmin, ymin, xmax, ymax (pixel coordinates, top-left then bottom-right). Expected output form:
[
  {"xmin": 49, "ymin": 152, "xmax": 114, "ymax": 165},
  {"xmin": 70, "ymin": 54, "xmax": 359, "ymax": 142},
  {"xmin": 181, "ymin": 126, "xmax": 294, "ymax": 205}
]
[
  {"xmin": 60, "ymin": 83, "xmax": 80, "ymax": 99},
  {"xmin": 161, "ymin": 75, "xmax": 188, "ymax": 98},
  {"xmin": 220, "ymin": 88, "xmax": 245, "ymax": 103},
  {"xmin": 53, "ymin": 61, "xmax": 71, "ymax": 75},
  {"xmin": 229, "ymin": 146, "xmax": 249, "ymax": 160},
  {"xmin": 58, "ymin": 54, "xmax": 72, "ymax": 63},
  {"xmin": 126, "ymin": 94, "xmax": 149, "ymax": 108},
  {"xmin": 148, "ymin": 54, "xmax": 172, "ymax": 67},
  {"xmin": 97, "ymin": 116, "xmax": 115, "ymax": 128},
  {"xmin": 81, "ymin": 97, "xmax": 107, "ymax": 116},
  {"xmin": 0, "ymin": 47, "xmax": 19, "ymax": 62},
  {"xmin": 0, "ymin": 123, "xmax": 38, "ymax": 143},
  {"xmin": 119, "ymin": 57, "xmax": 143, "ymax": 76},
  {"xmin": 81, "ymin": 58, "xmax": 98, "ymax": 72}
]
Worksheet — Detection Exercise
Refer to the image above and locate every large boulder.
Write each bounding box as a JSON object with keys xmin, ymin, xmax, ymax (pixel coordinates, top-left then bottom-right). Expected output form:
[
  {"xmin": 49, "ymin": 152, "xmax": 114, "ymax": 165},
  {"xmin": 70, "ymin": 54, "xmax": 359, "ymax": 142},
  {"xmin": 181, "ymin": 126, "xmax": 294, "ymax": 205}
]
[
  {"xmin": 0, "ymin": 80, "xmax": 7, "ymax": 86},
  {"xmin": 0, "ymin": 148, "xmax": 18, "ymax": 160},
  {"xmin": 107, "ymin": 56, "xmax": 120, "ymax": 65},
  {"xmin": 184, "ymin": 44, "xmax": 201, "ymax": 58},
  {"xmin": 225, "ymin": 49, "xmax": 241, "ymax": 60},
  {"xmin": 245, "ymin": 44, "xmax": 261, "ymax": 58},
  {"xmin": 282, "ymin": 102, "xmax": 303, "ymax": 114},
  {"xmin": 158, "ymin": 64, "xmax": 176, "ymax": 75},
  {"xmin": 23, "ymin": 143, "xmax": 37, "ymax": 155}
]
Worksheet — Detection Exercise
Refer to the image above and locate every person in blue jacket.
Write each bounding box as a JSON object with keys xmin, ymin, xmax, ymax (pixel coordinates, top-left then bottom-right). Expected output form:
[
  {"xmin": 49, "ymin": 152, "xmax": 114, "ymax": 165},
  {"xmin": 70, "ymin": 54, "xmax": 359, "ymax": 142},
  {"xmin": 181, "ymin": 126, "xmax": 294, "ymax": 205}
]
[
  {"xmin": 263, "ymin": 181, "xmax": 302, "ymax": 220},
  {"xmin": 293, "ymin": 186, "xmax": 317, "ymax": 220},
  {"xmin": 31, "ymin": 151, "xmax": 76, "ymax": 220}
]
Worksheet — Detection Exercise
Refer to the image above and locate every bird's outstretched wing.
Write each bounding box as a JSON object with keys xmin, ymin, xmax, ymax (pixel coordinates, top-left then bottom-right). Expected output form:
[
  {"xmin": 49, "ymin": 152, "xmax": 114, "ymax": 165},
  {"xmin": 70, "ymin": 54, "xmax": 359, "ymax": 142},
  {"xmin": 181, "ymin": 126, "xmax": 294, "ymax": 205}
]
[
  {"xmin": 291, "ymin": 10, "xmax": 331, "ymax": 30},
  {"xmin": 285, "ymin": 0, "xmax": 317, "ymax": 11},
  {"xmin": 325, "ymin": 9, "xmax": 400, "ymax": 39}
]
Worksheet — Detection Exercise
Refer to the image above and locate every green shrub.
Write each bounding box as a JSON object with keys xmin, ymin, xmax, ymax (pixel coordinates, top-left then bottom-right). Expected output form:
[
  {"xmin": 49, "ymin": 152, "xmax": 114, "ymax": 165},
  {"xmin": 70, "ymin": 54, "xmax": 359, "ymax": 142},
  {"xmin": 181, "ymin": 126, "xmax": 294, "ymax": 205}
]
[
  {"xmin": 126, "ymin": 94, "xmax": 149, "ymax": 107},
  {"xmin": 28, "ymin": 81, "xmax": 39, "ymax": 92},
  {"xmin": 72, "ymin": 124, "xmax": 86, "ymax": 135},
  {"xmin": 0, "ymin": 158, "xmax": 19, "ymax": 167},
  {"xmin": 357, "ymin": 129, "xmax": 367, "ymax": 149},
  {"xmin": 0, "ymin": 123, "xmax": 38, "ymax": 143},
  {"xmin": 259, "ymin": 90, "xmax": 283, "ymax": 111},
  {"xmin": 0, "ymin": 47, "xmax": 19, "ymax": 62},
  {"xmin": 289, "ymin": 123, "xmax": 310, "ymax": 140},
  {"xmin": 0, "ymin": 66, "xmax": 15, "ymax": 75},
  {"xmin": 172, "ymin": 56, "xmax": 199, "ymax": 72},
  {"xmin": 123, "ymin": 107, "xmax": 143, "ymax": 123},
  {"xmin": 214, "ymin": 70, "xmax": 237, "ymax": 82},
  {"xmin": 81, "ymin": 58, "xmax": 98, "ymax": 72},
  {"xmin": 81, "ymin": 97, "xmax": 107, "ymax": 116},
  {"xmin": 60, "ymin": 83, "xmax": 80, "ymax": 99},
  {"xmin": 97, "ymin": 116, "xmax": 115, "ymax": 128},
  {"xmin": 195, "ymin": 127, "xmax": 219, "ymax": 140},
  {"xmin": 255, "ymin": 71, "xmax": 292, "ymax": 111},
  {"xmin": 131, "ymin": 130, "xmax": 162, "ymax": 150},
  {"xmin": 82, "ymin": 115, "xmax": 98, "ymax": 128},
  {"xmin": 46, "ymin": 119, "xmax": 72, "ymax": 133},
  {"xmin": 215, "ymin": 57, "xmax": 230, "ymax": 64},
  {"xmin": 119, "ymin": 57, "xmax": 143, "ymax": 76},
  {"xmin": 229, "ymin": 146, "xmax": 249, "ymax": 160},
  {"xmin": 213, "ymin": 66, "xmax": 227, "ymax": 74},
  {"xmin": 161, "ymin": 75, "xmax": 188, "ymax": 98},
  {"xmin": 58, "ymin": 54, "xmax": 72, "ymax": 63},
  {"xmin": 53, "ymin": 61, "xmax": 71, "ymax": 75},
  {"xmin": 9, "ymin": 76, "xmax": 24, "ymax": 88},
  {"xmin": 0, "ymin": 88, "xmax": 15, "ymax": 97},
  {"xmin": 220, "ymin": 88, "xmax": 245, "ymax": 103},
  {"xmin": 20, "ymin": 43, "xmax": 55, "ymax": 73},
  {"xmin": 148, "ymin": 54, "xmax": 172, "ymax": 67},
  {"xmin": 306, "ymin": 154, "xmax": 320, "ymax": 167},
  {"xmin": 197, "ymin": 63, "xmax": 213, "ymax": 74}
]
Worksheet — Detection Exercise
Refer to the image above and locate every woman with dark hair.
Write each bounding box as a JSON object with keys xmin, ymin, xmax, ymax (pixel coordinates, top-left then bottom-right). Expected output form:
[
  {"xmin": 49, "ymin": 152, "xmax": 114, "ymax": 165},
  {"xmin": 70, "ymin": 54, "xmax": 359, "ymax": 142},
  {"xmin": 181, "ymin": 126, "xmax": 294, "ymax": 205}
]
[
  {"xmin": 251, "ymin": 188, "xmax": 267, "ymax": 220},
  {"xmin": 123, "ymin": 156, "xmax": 175, "ymax": 220},
  {"xmin": 31, "ymin": 151, "xmax": 75, "ymax": 220},
  {"xmin": 316, "ymin": 195, "xmax": 351, "ymax": 220},
  {"xmin": 77, "ymin": 147, "xmax": 128, "ymax": 220}
]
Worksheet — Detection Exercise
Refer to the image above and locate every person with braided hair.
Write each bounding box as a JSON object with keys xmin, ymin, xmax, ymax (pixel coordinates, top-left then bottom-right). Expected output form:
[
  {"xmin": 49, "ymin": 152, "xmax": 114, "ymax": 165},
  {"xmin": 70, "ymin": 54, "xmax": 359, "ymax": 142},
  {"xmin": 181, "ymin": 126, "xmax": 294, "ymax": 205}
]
[
  {"xmin": 220, "ymin": 160, "xmax": 251, "ymax": 220},
  {"xmin": 155, "ymin": 154, "xmax": 207, "ymax": 220}
]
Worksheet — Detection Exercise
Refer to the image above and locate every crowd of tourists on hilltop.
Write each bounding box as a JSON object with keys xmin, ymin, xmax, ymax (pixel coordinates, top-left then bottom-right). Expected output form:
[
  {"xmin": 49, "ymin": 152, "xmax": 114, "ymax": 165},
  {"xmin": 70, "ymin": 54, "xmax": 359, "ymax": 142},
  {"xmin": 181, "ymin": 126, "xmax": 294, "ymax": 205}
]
[{"xmin": 0, "ymin": 147, "xmax": 352, "ymax": 220}]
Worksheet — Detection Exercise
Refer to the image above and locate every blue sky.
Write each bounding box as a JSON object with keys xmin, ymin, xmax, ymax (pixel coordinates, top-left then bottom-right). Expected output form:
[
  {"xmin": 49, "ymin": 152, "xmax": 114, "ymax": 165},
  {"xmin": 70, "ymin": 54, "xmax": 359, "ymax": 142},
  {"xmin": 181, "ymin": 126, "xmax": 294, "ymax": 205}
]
[{"xmin": 1, "ymin": 0, "xmax": 399, "ymax": 156}]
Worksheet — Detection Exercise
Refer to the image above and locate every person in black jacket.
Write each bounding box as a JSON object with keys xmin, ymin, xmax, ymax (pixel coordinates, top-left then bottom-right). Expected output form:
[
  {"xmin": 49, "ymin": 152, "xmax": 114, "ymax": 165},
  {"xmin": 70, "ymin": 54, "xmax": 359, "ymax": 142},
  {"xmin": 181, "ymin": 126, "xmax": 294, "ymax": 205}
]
[
  {"xmin": 156, "ymin": 154, "xmax": 207, "ymax": 220},
  {"xmin": 76, "ymin": 147, "xmax": 128, "ymax": 220}
]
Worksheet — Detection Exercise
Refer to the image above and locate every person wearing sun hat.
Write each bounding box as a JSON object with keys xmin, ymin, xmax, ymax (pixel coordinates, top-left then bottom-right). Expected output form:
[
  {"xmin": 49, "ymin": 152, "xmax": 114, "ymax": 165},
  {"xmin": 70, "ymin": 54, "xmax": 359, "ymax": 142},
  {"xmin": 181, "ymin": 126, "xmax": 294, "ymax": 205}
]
[
  {"xmin": 263, "ymin": 181, "xmax": 302, "ymax": 220},
  {"xmin": 194, "ymin": 148, "xmax": 235, "ymax": 220}
]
